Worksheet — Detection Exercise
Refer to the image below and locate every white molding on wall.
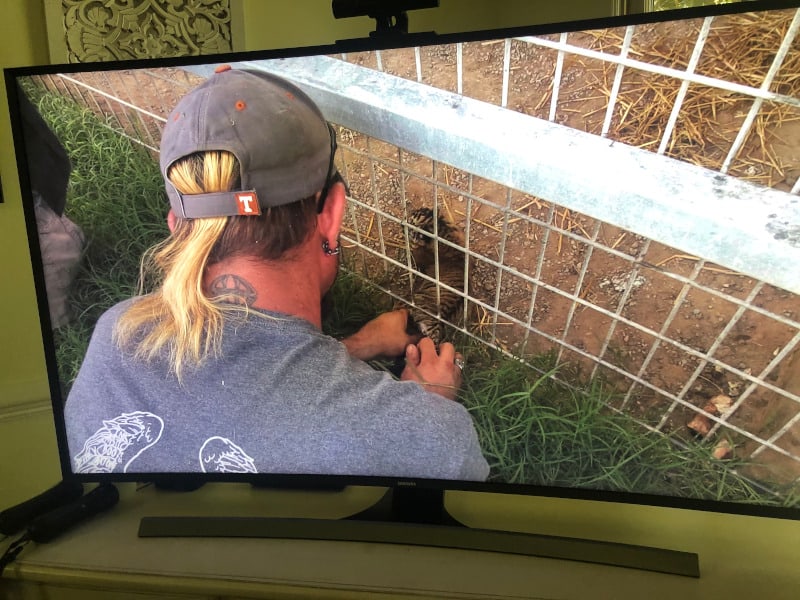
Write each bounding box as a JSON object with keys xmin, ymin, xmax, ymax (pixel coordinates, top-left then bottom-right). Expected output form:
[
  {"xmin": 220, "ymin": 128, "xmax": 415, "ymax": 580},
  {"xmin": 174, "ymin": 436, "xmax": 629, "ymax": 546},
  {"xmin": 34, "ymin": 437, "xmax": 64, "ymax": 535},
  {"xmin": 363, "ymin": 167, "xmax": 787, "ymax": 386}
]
[{"xmin": 0, "ymin": 392, "xmax": 52, "ymax": 423}]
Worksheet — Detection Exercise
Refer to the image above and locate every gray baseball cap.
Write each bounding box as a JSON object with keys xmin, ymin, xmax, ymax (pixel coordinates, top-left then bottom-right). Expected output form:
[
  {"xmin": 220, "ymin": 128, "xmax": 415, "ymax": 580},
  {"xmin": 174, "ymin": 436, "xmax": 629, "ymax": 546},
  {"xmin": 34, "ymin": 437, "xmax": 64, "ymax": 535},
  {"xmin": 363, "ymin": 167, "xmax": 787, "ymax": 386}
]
[{"xmin": 160, "ymin": 65, "xmax": 334, "ymax": 218}]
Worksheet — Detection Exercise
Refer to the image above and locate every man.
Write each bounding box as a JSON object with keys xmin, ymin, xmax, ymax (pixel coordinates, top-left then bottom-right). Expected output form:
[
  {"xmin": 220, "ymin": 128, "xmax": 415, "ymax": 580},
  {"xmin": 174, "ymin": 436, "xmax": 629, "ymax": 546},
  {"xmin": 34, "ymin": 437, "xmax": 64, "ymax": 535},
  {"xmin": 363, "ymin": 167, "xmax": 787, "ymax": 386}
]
[{"xmin": 64, "ymin": 66, "xmax": 489, "ymax": 481}]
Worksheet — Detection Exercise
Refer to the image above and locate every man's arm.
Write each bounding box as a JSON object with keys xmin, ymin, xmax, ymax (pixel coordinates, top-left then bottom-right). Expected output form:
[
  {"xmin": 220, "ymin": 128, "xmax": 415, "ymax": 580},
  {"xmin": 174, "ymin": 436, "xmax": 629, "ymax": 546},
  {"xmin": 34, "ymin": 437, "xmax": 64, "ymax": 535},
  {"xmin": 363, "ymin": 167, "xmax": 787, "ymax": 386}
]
[
  {"xmin": 341, "ymin": 309, "xmax": 418, "ymax": 361},
  {"xmin": 342, "ymin": 309, "xmax": 464, "ymax": 401}
]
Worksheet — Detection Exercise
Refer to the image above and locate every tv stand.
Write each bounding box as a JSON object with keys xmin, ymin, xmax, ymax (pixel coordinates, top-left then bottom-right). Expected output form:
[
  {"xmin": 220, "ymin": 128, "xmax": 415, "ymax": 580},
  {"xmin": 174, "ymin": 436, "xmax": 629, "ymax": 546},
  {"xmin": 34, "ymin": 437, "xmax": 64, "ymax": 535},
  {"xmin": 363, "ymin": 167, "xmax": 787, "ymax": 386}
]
[
  {"xmin": 347, "ymin": 487, "xmax": 463, "ymax": 525},
  {"xmin": 138, "ymin": 487, "xmax": 699, "ymax": 578}
]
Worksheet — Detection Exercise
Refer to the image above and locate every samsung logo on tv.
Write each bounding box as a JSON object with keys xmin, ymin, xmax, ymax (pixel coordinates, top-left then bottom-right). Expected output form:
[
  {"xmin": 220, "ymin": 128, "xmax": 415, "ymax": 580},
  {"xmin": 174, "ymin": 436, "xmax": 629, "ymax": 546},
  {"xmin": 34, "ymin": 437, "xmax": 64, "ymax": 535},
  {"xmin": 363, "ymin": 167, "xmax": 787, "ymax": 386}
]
[{"xmin": 396, "ymin": 481, "xmax": 417, "ymax": 487}]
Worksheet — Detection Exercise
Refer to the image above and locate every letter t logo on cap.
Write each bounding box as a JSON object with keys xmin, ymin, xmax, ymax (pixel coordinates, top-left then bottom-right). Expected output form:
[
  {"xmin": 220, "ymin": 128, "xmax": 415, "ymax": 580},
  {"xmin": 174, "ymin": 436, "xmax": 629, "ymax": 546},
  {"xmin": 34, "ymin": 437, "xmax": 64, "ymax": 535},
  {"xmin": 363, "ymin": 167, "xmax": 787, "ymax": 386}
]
[{"xmin": 235, "ymin": 192, "xmax": 261, "ymax": 216}]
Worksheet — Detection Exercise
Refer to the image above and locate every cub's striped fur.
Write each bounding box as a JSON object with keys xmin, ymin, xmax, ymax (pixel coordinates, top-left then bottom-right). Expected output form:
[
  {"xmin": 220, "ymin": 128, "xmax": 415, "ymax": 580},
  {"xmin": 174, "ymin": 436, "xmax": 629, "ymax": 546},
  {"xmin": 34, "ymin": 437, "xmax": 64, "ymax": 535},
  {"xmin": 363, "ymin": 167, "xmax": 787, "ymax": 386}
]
[{"xmin": 403, "ymin": 207, "xmax": 468, "ymax": 344}]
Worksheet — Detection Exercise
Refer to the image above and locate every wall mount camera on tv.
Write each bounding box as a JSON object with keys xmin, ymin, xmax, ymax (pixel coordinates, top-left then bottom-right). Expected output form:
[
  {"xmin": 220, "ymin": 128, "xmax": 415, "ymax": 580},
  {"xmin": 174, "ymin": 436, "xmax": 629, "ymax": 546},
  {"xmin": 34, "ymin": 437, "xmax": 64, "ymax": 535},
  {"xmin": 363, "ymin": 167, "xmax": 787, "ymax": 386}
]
[{"xmin": 332, "ymin": 0, "xmax": 439, "ymax": 37}]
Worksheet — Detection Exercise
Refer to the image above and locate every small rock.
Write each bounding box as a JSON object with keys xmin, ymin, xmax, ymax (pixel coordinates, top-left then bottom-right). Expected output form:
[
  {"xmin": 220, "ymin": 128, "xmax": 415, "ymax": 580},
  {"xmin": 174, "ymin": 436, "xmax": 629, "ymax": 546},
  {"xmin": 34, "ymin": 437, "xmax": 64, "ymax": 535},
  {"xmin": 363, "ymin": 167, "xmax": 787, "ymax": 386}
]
[
  {"xmin": 712, "ymin": 440, "xmax": 733, "ymax": 460},
  {"xmin": 710, "ymin": 394, "xmax": 733, "ymax": 415}
]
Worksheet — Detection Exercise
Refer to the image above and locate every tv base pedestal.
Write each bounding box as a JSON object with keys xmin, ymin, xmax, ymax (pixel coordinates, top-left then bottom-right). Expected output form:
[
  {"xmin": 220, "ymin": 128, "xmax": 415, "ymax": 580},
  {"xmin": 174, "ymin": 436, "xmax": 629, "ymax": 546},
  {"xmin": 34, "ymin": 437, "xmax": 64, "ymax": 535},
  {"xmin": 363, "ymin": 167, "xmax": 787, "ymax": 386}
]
[{"xmin": 138, "ymin": 487, "xmax": 700, "ymax": 578}]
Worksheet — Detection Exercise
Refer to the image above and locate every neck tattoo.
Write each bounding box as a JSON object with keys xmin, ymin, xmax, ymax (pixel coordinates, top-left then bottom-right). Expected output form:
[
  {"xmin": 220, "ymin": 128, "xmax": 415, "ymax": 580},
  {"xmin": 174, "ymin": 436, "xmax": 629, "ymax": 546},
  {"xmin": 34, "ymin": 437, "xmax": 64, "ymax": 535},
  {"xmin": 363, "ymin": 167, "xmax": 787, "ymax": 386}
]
[{"xmin": 208, "ymin": 274, "xmax": 258, "ymax": 306}]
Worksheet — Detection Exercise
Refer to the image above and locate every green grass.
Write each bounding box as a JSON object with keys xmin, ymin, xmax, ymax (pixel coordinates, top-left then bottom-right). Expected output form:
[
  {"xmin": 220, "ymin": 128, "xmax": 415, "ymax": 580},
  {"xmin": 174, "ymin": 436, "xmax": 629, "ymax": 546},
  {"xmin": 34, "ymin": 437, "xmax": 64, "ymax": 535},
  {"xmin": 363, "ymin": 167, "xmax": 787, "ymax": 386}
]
[
  {"xmin": 458, "ymin": 347, "xmax": 795, "ymax": 506},
  {"xmin": 28, "ymin": 82, "xmax": 799, "ymax": 509},
  {"xmin": 321, "ymin": 270, "xmax": 393, "ymax": 340}
]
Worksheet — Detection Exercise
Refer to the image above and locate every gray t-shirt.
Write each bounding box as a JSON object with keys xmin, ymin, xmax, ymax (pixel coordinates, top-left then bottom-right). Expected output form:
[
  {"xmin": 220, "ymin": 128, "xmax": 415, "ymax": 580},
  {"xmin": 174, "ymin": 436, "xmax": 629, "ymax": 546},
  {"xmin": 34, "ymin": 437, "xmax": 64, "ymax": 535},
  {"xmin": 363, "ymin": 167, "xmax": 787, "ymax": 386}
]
[{"xmin": 64, "ymin": 300, "xmax": 489, "ymax": 481}]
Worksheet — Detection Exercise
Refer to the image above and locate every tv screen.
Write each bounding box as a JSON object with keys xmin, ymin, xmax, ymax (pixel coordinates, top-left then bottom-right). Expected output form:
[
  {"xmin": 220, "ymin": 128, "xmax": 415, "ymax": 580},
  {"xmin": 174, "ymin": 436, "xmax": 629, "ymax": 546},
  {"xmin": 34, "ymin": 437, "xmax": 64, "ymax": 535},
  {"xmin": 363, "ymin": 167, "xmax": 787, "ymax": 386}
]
[{"xmin": 6, "ymin": 0, "xmax": 799, "ymax": 547}]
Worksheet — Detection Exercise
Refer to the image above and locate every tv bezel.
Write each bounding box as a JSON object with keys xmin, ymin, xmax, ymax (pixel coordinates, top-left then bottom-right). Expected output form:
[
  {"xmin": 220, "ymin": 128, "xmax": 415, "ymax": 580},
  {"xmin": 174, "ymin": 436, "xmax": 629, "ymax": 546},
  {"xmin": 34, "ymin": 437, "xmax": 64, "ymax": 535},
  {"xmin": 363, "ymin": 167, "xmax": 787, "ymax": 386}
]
[{"xmin": 5, "ymin": 0, "xmax": 799, "ymax": 526}]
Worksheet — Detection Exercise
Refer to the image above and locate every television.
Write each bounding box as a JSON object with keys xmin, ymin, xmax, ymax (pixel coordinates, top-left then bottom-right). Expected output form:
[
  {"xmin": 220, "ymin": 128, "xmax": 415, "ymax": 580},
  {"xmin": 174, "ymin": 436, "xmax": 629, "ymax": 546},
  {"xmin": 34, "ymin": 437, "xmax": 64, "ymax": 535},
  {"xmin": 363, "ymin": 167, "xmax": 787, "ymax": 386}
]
[{"xmin": 5, "ymin": 0, "xmax": 800, "ymax": 578}]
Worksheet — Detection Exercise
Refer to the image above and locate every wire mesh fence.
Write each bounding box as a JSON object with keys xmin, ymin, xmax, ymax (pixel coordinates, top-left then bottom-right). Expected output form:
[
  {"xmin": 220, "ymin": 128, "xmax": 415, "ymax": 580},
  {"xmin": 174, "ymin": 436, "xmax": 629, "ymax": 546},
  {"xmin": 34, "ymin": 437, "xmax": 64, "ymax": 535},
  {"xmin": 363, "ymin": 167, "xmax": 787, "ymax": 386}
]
[{"xmin": 25, "ymin": 7, "xmax": 800, "ymax": 490}]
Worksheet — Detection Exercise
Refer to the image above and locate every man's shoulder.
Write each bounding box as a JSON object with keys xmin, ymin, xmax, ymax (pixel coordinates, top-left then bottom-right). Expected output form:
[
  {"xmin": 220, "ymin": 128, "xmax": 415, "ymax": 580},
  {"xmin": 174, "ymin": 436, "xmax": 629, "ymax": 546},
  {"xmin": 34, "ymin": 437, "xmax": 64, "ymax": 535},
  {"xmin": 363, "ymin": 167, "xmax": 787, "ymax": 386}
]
[
  {"xmin": 95, "ymin": 297, "xmax": 138, "ymax": 326},
  {"xmin": 97, "ymin": 296, "xmax": 135, "ymax": 313}
]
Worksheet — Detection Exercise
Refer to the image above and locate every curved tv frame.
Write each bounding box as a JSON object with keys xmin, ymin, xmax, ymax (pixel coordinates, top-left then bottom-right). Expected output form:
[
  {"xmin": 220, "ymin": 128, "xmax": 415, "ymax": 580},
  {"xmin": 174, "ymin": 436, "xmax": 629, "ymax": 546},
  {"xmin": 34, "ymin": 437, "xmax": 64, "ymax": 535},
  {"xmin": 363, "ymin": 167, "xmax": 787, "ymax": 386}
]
[{"xmin": 6, "ymin": 0, "xmax": 800, "ymax": 579}]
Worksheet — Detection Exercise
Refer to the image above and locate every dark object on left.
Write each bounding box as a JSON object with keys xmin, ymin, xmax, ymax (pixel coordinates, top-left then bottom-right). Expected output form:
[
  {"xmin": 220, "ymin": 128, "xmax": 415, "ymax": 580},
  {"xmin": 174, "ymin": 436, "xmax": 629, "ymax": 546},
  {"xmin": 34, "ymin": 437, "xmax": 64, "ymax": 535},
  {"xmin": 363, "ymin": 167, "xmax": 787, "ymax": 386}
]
[
  {"xmin": 18, "ymin": 88, "xmax": 71, "ymax": 216},
  {"xmin": 26, "ymin": 483, "xmax": 120, "ymax": 543},
  {"xmin": 0, "ymin": 480, "xmax": 84, "ymax": 535},
  {"xmin": 18, "ymin": 87, "xmax": 86, "ymax": 329},
  {"xmin": 1, "ymin": 484, "xmax": 119, "ymax": 577}
]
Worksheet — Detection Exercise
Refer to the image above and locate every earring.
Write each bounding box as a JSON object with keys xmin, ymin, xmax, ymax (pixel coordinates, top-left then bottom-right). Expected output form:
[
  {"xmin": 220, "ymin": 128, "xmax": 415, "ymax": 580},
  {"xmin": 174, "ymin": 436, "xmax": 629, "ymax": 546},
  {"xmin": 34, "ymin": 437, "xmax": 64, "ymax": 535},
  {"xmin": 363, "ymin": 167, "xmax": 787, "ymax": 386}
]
[{"xmin": 322, "ymin": 240, "xmax": 340, "ymax": 256}]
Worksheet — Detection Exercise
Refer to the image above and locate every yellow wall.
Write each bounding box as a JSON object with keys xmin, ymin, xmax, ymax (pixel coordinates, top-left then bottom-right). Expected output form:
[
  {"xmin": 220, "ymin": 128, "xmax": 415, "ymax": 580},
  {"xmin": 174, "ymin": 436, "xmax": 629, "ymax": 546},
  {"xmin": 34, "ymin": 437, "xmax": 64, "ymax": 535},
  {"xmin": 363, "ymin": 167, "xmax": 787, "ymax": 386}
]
[
  {"xmin": 1, "ymin": 1, "xmax": 799, "ymax": 597},
  {"xmin": 0, "ymin": 1, "xmax": 51, "ymax": 406},
  {"xmin": 0, "ymin": 0, "xmax": 63, "ymax": 503}
]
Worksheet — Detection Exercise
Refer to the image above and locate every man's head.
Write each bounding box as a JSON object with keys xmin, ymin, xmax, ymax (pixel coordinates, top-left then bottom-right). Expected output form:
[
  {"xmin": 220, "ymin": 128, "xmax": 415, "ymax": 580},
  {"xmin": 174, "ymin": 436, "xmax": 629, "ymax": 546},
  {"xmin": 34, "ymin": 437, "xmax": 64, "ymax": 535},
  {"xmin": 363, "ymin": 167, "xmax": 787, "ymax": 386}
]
[
  {"xmin": 161, "ymin": 65, "xmax": 336, "ymax": 218},
  {"xmin": 158, "ymin": 65, "xmax": 345, "ymax": 263},
  {"xmin": 117, "ymin": 67, "xmax": 346, "ymax": 378}
]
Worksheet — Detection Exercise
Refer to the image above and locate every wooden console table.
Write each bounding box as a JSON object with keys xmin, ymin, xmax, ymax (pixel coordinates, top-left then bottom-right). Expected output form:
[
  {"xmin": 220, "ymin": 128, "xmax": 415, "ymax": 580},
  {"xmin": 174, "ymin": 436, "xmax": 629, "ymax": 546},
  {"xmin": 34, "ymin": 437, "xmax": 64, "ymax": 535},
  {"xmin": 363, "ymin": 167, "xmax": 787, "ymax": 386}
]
[{"xmin": 1, "ymin": 483, "xmax": 797, "ymax": 600}]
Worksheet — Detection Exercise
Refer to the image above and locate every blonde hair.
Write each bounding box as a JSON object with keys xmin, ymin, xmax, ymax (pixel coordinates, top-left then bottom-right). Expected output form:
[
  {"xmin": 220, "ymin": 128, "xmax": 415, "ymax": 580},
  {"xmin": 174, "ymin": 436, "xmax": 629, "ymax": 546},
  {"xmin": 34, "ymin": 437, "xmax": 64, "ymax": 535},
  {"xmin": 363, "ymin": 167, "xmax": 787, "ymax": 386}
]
[{"xmin": 114, "ymin": 150, "xmax": 319, "ymax": 380}]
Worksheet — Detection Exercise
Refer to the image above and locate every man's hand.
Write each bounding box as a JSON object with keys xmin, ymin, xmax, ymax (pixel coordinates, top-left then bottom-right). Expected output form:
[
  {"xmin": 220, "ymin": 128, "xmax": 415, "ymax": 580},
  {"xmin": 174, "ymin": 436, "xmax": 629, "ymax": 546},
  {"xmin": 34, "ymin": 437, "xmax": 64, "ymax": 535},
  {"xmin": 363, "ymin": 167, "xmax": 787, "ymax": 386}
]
[
  {"xmin": 401, "ymin": 337, "xmax": 463, "ymax": 401},
  {"xmin": 342, "ymin": 309, "xmax": 421, "ymax": 361}
]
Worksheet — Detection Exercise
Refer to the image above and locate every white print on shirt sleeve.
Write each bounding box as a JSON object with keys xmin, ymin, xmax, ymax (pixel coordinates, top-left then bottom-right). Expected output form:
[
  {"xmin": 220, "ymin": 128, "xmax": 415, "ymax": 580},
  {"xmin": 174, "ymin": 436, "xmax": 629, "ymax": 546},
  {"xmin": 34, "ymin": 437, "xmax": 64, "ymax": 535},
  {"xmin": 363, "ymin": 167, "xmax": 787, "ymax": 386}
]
[
  {"xmin": 199, "ymin": 436, "xmax": 258, "ymax": 473},
  {"xmin": 73, "ymin": 411, "xmax": 164, "ymax": 473}
]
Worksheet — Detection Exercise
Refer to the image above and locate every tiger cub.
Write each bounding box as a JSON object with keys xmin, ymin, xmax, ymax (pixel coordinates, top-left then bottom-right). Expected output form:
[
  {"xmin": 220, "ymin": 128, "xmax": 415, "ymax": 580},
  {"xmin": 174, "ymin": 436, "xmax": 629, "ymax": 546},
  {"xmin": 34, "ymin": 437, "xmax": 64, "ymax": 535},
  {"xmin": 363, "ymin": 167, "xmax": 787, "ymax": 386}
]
[{"xmin": 403, "ymin": 207, "xmax": 469, "ymax": 345}]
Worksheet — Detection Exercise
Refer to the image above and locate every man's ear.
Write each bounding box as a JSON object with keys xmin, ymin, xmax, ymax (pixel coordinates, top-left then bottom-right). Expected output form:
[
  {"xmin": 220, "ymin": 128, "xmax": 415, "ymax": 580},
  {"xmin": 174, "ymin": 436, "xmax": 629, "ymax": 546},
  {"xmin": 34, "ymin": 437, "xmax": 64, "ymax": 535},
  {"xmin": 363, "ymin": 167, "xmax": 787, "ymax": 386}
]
[
  {"xmin": 317, "ymin": 181, "xmax": 346, "ymax": 243},
  {"xmin": 167, "ymin": 208, "xmax": 178, "ymax": 233}
]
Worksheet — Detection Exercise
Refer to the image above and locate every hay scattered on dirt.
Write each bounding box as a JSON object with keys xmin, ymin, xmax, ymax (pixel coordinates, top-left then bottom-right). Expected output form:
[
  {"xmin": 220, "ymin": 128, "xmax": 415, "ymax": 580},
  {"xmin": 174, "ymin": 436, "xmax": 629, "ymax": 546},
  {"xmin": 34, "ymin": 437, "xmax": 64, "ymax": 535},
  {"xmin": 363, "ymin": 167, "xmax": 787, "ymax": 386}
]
[{"xmin": 579, "ymin": 9, "xmax": 800, "ymax": 190}]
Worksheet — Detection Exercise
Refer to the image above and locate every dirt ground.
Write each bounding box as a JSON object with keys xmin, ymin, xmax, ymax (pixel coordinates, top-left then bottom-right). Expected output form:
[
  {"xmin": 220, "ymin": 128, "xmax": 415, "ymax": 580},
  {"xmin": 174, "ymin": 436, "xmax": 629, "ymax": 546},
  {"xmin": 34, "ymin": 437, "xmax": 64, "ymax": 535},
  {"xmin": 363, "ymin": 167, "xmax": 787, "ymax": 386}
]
[{"xmin": 338, "ymin": 8, "xmax": 800, "ymax": 486}]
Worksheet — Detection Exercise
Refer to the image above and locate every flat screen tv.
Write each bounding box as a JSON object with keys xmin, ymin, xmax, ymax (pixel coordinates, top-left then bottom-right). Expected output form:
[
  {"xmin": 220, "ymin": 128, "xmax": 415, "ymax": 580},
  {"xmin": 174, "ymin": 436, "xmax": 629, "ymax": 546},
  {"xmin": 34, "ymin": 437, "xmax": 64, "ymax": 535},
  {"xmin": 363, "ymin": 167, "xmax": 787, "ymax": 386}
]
[{"xmin": 6, "ymin": 0, "xmax": 800, "ymax": 578}]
